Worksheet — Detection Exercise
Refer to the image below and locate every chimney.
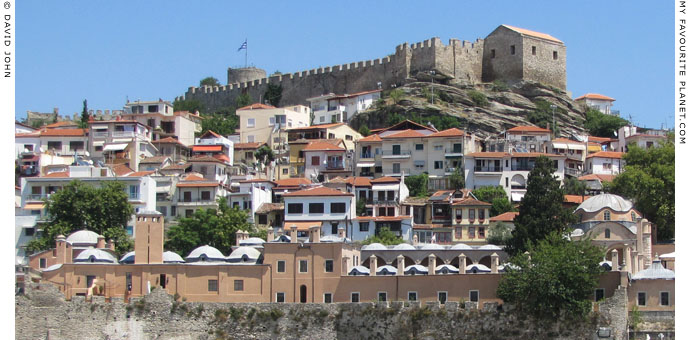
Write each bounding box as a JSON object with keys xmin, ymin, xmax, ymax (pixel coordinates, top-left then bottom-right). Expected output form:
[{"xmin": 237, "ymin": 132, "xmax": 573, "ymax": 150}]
[
  {"xmin": 624, "ymin": 245, "xmax": 632, "ymax": 273},
  {"xmin": 631, "ymin": 250, "xmax": 638, "ymax": 274},
  {"xmin": 290, "ymin": 225, "xmax": 298, "ymax": 243},
  {"xmin": 369, "ymin": 255, "xmax": 377, "ymax": 276},
  {"xmin": 235, "ymin": 230, "xmax": 244, "ymax": 246},
  {"xmin": 491, "ymin": 253, "xmax": 499, "ymax": 273},
  {"xmin": 458, "ymin": 254, "xmax": 466, "ymax": 274},
  {"xmin": 397, "ymin": 255, "xmax": 405, "ymax": 276},
  {"xmin": 96, "ymin": 235, "xmax": 106, "ymax": 249},
  {"xmin": 134, "ymin": 211, "xmax": 164, "ymax": 264},
  {"xmin": 107, "ymin": 239, "xmax": 115, "ymax": 251},
  {"xmin": 413, "ymin": 234, "xmax": 418, "ymax": 246},
  {"xmin": 338, "ymin": 227, "xmax": 346, "ymax": 240},
  {"xmin": 267, "ymin": 228, "xmax": 274, "ymax": 242},
  {"xmin": 642, "ymin": 220, "xmax": 652, "ymax": 268},
  {"xmin": 309, "ymin": 225, "xmax": 320, "ymax": 243},
  {"xmin": 55, "ymin": 235, "xmax": 71, "ymax": 264},
  {"xmin": 611, "ymin": 249, "xmax": 619, "ymax": 271},
  {"xmin": 429, "ymin": 254, "xmax": 436, "ymax": 276}
]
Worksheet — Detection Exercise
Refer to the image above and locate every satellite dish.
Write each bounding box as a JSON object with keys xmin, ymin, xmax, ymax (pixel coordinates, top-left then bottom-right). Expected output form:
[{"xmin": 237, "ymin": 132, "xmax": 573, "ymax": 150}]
[{"xmin": 613, "ymin": 131, "xmax": 618, "ymax": 137}]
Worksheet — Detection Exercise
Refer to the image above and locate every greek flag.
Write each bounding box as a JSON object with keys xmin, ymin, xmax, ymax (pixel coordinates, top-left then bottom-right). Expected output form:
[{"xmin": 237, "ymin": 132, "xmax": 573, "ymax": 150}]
[{"xmin": 237, "ymin": 39, "xmax": 247, "ymax": 52}]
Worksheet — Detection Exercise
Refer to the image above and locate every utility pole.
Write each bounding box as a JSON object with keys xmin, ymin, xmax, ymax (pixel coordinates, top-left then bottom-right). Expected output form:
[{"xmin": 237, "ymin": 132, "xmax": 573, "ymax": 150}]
[
  {"xmin": 430, "ymin": 70, "xmax": 436, "ymax": 105},
  {"xmin": 550, "ymin": 104, "xmax": 557, "ymax": 137}
]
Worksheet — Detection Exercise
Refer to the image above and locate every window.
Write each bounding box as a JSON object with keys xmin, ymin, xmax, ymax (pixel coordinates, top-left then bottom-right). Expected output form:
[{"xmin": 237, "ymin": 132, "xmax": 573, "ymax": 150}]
[
  {"xmin": 553, "ymin": 51, "xmax": 558, "ymax": 60},
  {"xmin": 660, "ymin": 292, "xmax": 670, "ymax": 306},
  {"xmin": 311, "ymin": 156, "xmax": 320, "ymax": 166},
  {"xmin": 637, "ymin": 292, "xmax": 646, "ymax": 306},
  {"xmin": 415, "ymin": 144, "xmax": 424, "ymax": 151},
  {"xmin": 128, "ymin": 185, "xmax": 139, "ymax": 200},
  {"xmin": 470, "ymin": 290, "xmax": 479, "ymax": 302},
  {"xmin": 478, "ymin": 209, "xmax": 485, "ymax": 220},
  {"xmin": 69, "ymin": 141, "xmax": 84, "ymax": 151},
  {"xmin": 25, "ymin": 228, "xmax": 35, "ymax": 236},
  {"xmin": 359, "ymin": 222, "xmax": 369, "ymax": 232},
  {"xmin": 393, "ymin": 163, "xmax": 401, "ymax": 174},
  {"xmin": 320, "ymin": 116, "xmax": 325, "ymax": 123},
  {"xmin": 433, "ymin": 144, "xmax": 443, "ymax": 151},
  {"xmin": 346, "ymin": 135, "xmax": 353, "ymax": 141},
  {"xmin": 95, "ymin": 145, "xmax": 103, "ymax": 152},
  {"xmin": 595, "ymin": 288, "xmax": 605, "ymax": 302},
  {"xmin": 324, "ymin": 293, "xmax": 333, "ymax": 303},
  {"xmin": 201, "ymin": 191, "xmax": 211, "ymax": 201},
  {"xmin": 299, "ymin": 260, "xmax": 308, "ymax": 273},
  {"xmin": 510, "ymin": 45, "xmax": 515, "ymax": 55},
  {"xmin": 39, "ymin": 258, "xmax": 46, "ymax": 269},
  {"xmin": 455, "ymin": 227, "xmax": 462, "ymax": 239},
  {"xmin": 47, "ymin": 141, "xmax": 62, "ymax": 150},
  {"xmin": 631, "ymin": 212, "xmax": 637, "ymax": 221},
  {"xmin": 325, "ymin": 259, "xmax": 334, "ymax": 273},
  {"xmin": 434, "ymin": 161, "xmax": 443, "ymax": 169},
  {"xmin": 604, "ymin": 211, "xmax": 611, "ymax": 221},
  {"xmin": 309, "ymin": 203, "xmax": 324, "ymax": 214},
  {"xmin": 531, "ymin": 46, "xmax": 536, "ymax": 55},
  {"xmin": 282, "ymin": 168, "xmax": 288, "ymax": 175},
  {"xmin": 277, "ymin": 260, "xmax": 286, "ymax": 273},
  {"xmin": 257, "ymin": 214, "xmax": 268, "ymax": 225},
  {"xmin": 478, "ymin": 227, "xmax": 485, "ymax": 239},
  {"xmin": 414, "ymin": 160, "xmax": 425, "ymax": 169},
  {"xmin": 491, "ymin": 49, "xmax": 496, "ymax": 58},
  {"xmin": 378, "ymin": 292, "xmax": 387, "ymax": 302},
  {"xmin": 408, "ymin": 291, "xmax": 417, "ymax": 301},
  {"xmin": 171, "ymin": 206, "xmax": 176, "ymax": 217},
  {"xmin": 208, "ymin": 279, "xmax": 218, "ymax": 292},
  {"xmin": 468, "ymin": 209, "xmax": 475, "ymax": 221},
  {"xmin": 438, "ymin": 291, "xmax": 448, "ymax": 304},
  {"xmin": 287, "ymin": 203, "xmax": 303, "ymax": 214},
  {"xmin": 185, "ymin": 209, "xmax": 193, "ymax": 218},
  {"xmin": 269, "ymin": 117, "xmax": 275, "ymax": 126},
  {"xmin": 331, "ymin": 202, "xmax": 346, "ymax": 213},
  {"xmin": 126, "ymin": 226, "xmax": 134, "ymax": 235},
  {"xmin": 247, "ymin": 118, "xmax": 255, "ymax": 128},
  {"xmin": 234, "ymin": 280, "xmax": 244, "ymax": 291},
  {"xmin": 604, "ymin": 228, "xmax": 611, "ymax": 239},
  {"xmin": 351, "ymin": 292, "xmax": 360, "ymax": 303},
  {"xmin": 468, "ymin": 227, "xmax": 475, "ymax": 239},
  {"xmin": 276, "ymin": 292, "xmax": 285, "ymax": 303}
]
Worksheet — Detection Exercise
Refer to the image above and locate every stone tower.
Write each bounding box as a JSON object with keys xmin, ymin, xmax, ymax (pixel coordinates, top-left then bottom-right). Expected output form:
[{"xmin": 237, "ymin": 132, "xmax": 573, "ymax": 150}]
[
  {"xmin": 227, "ymin": 67, "xmax": 267, "ymax": 85},
  {"xmin": 134, "ymin": 210, "xmax": 164, "ymax": 264}
]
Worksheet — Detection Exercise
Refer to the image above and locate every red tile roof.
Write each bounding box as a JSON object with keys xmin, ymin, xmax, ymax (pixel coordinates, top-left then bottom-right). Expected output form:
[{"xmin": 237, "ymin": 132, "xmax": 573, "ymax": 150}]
[
  {"xmin": 427, "ymin": 128, "xmax": 465, "ymax": 138},
  {"xmin": 282, "ymin": 186, "xmax": 353, "ymax": 197},
  {"xmin": 574, "ymin": 93, "xmax": 615, "ymax": 101},
  {"xmin": 234, "ymin": 142, "xmax": 266, "ymax": 149},
  {"xmin": 43, "ymin": 121, "xmax": 77, "ymax": 129},
  {"xmin": 451, "ymin": 197, "xmax": 491, "ymax": 206},
  {"xmin": 39, "ymin": 128, "xmax": 87, "ymax": 137},
  {"xmin": 198, "ymin": 130, "xmax": 222, "ymax": 139},
  {"xmin": 587, "ymin": 136, "xmax": 616, "ymax": 143},
  {"xmin": 563, "ymin": 195, "xmax": 592, "ymax": 204},
  {"xmin": 577, "ymin": 174, "xmax": 616, "ymax": 182},
  {"xmin": 127, "ymin": 171, "xmax": 155, "ymax": 177},
  {"xmin": 177, "ymin": 174, "xmax": 218, "ymax": 187},
  {"xmin": 507, "ymin": 125, "xmax": 551, "ymax": 134},
  {"xmin": 502, "ymin": 25, "xmax": 563, "ymax": 44},
  {"xmin": 381, "ymin": 129, "xmax": 427, "ymax": 139},
  {"xmin": 303, "ymin": 141, "xmax": 345, "ymax": 151},
  {"xmin": 192, "ymin": 145, "xmax": 223, "ymax": 152},
  {"xmin": 586, "ymin": 151, "xmax": 624, "ymax": 159},
  {"xmin": 346, "ymin": 177, "xmax": 373, "ymax": 187},
  {"xmin": 370, "ymin": 176, "xmax": 399, "ymax": 184},
  {"xmin": 358, "ymin": 134, "xmax": 383, "ymax": 142},
  {"xmin": 187, "ymin": 156, "xmax": 224, "ymax": 163},
  {"xmin": 139, "ymin": 156, "xmax": 169, "ymax": 164},
  {"xmin": 110, "ymin": 164, "xmax": 134, "ymax": 176},
  {"xmin": 237, "ymin": 103, "xmax": 276, "ymax": 110},
  {"xmin": 466, "ymin": 152, "xmax": 510, "ymax": 158},
  {"xmin": 153, "ymin": 137, "xmax": 187, "ymax": 146},
  {"xmin": 287, "ymin": 123, "xmax": 344, "ymax": 131},
  {"xmin": 161, "ymin": 163, "xmax": 191, "ymax": 171},
  {"xmin": 43, "ymin": 171, "xmax": 70, "ymax": 178},
  {"xmin": 184, "ymin": 174, "xmax": 205, "ymax": 181},
  {"xmin": 489, "ymin": 211, "xmax": 519, "ymax": 222}
]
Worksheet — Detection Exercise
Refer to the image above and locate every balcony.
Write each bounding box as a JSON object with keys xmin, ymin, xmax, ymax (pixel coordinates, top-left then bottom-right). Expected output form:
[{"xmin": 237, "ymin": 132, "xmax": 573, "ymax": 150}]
[
  {"xmin": 325, "ymin": 161, "xmax": 346, "ymax": 170},
  {"xmin": 92, "ymin": 131, "xmax": 109, "ymax": 138},
  {"xmin": 444, "ymin": 148, "xmax": 464, "ymax": 157},
  {"xmin": 381, "ymin": 150, "xmax": 411, "ymax": 159},
  {"xmin": 383, "ymin": 168, "xmax": 411, "ymax": 176},
  {"xmin": 511, "ymin": 165, "xmax": 534, "ymax": 171},
  {"xmin": 565, "ymin": 168, "xmax": 583, "ymax": 177},
  {"xmin": 431, "ymin": 215, "xmax": 451, "ymax": 224},
  {"xmin": 372, "ymin": 200, "xmax": 398, "ymax": 206},
  {"xmin": 177, "ymin": 199, "xmax": 217, "ymax": 206},
  {"xmin": 474, "ymin": 166, "xmax": 502, "ymax": 174},
  {"xmin": 27, "ymin": 194, "xmax": 46, "ymax": 201},
  {"xmin": 359, "ymin": 152, "xmax": 376, "ymax": 161}
]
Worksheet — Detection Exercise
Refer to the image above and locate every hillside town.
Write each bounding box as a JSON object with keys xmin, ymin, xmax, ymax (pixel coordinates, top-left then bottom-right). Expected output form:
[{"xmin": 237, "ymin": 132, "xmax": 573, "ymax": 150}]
[{"xmin": 14, "ymin": 25, "xmax": 674, "ymax": 339}]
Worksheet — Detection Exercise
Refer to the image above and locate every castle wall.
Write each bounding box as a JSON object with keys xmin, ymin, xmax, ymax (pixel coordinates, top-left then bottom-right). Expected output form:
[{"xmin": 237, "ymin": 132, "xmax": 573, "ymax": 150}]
[
  {"xmin": 521, "ymin": 35, "xmax": 567, "ymax": 90},
  {"xmin": 482, "ymin": 26, "xmax": 525, "ymax": 85}
]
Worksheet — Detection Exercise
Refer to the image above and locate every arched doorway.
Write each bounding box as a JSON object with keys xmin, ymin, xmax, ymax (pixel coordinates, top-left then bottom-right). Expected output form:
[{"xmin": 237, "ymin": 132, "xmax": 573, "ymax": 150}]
[{"xmin": 300, "ymin": 285, "xmax": 307, "ymax": 303}]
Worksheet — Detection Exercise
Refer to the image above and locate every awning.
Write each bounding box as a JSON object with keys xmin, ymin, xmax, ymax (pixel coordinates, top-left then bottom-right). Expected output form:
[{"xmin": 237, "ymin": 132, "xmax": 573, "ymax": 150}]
[
  {"xmin": 283, "ymin": 221, "xmax": 322, "ymax": 231},
  {"xmin": 24, "ymin": 203, "xmax": 45, "ymax": 210},
  {"xmin": 551, "ymin": 142, "xmax": 568, "ymax": 149},
  {"xmin": 91, "ymin": 125, "xmax": 108, "ymax": 130},
  {"xmin": 111, "ymin": 138, "xmax": 132, "ymax": 143},
  {"xmin": 92, "ymin": 141, "xmax": 105, "ymax": 146},
  {"xmin": 567, "ymin": 144, "xmax": 586, "ymax": 151},
  {"xmin": 103, "ymin": 143, "xmax": 128, "ymax": 151},
  {"xmin": 21, "ymin": 155, "xmax": 39, "ymax": 162},
  {"xmin": 193, "ymin": 145, "xmax": 222, "ymax": 152},
  {"xmin": 356, "ymin": 162, "xmax": 375, "ymax": 168},
  {"xmin": 511, "ymin": 192, "xmax": 525, "ymax": 202}
]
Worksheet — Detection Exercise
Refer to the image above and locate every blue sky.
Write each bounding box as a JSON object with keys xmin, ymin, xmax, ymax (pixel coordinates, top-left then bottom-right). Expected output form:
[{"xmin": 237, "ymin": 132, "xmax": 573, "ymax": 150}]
[{"xmin": 15, "ymin": 1, "xmax": 673, "ymax": 129}]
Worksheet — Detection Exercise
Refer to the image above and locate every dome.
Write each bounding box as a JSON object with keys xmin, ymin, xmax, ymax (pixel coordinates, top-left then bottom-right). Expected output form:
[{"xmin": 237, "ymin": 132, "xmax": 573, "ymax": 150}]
[
  {"xmin": 478, "ymin": 244, "xmax": 502, "ymax": 250},
  {"xmin": 227, "ymin": 246, "xmax": 262, "ymax": 263},
  {"xmin": 420, "ymin": 243, "xmax": 445, "ymax": 250},
  {"xmin": 239, "ymin": 237, "xmax": 266, "ymax": 246},
  {"xmin": 119, "ymin": 251, "xmax": 135, "ymax": 264},
  {"xmin": 435, "ymin": 264, "xmax": 460, "ymax": 274},
  {"xmin": 74, "ymin": 248, "xmax": 117, "ymax": 263},
  {"xmin": 186, "ymin": 245, "xmax": 226, "ymax": 262},
  {"xmin": 404, "ymin": 264, "xmax": 429, "ymax": 275},
  {"xmin": 163, "ymin": 251, "xmax": 185, "ymax": 263},
  {"xmin": 599, "ymin": 260, "xmax": 613, "ymax": 271},
  {"xmin": 376, "ymin": 265, "xmax": 398, "ymax": 275},
  {"xmin": 450, "ymin": 243, "xmax": 473, "ymax": 250},
  {"xmin": 393, "ymin": 243, "xmax": 416, "ymax": 250},
  {"xmin": 348, "ymin": 265, "xmax": 370, "ymax": 276},
  {"xmin": 570, "ymin": 229, "xmax": 584, "ymax": 237},
  {"xmin": 362, "ymin": 243, "xmax": 387, "ymax": 251},
  {"xmin": 274, "ymin": 234, "xmax": 291, "ymax": 243},
  {"xmin": 320, "ymin": 235, "xmax": 347, "ymax": 243},
  {"xmin": 631, "ymin": 259, "xmax": 675, "ymax": 280},
  {"xmin": 465, "ymin": 264, "xmax": 491, "ymax": 273},
  {"xmin": 576, "ymin": 194, "xmax": 634, "ymax": 213},
  {"xmin": 66, "ymin": 230, "xmax": 100, "ymax": 246}
]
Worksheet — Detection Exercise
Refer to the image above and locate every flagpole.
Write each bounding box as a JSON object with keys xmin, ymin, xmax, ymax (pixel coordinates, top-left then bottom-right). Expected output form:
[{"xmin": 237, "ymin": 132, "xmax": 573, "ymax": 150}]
[{"xmin": 245, "ymin": 38, "xmax": 248, "ymax": 68}]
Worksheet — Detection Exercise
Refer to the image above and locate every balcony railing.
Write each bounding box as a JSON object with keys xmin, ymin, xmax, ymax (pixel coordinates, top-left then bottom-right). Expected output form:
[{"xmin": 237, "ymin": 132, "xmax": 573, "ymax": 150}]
[
  {"xmin": 92, "ymin": 131, "xmax": 109, "ymax": 138},
  {"xmin": 372, "ymin": 200, "xmax": 398, "ymax": 206},
  {"xmin": 474, "ymin": 166, "xmax": 502, "ymax": 172},
  {"xmin": 27, "ymin": 194, "xmax": 46, "ymax": 201},
  {"xmin": 511, "ymin": 165, "xmax": 534, "ymax": 171},
  {"xmin": 381, "ymin": 150, "xmax": 411, "ymax": 158},
  {"xmin": 565, "ymin": 168, "xmax": 583, "ymax": 177},
  {"xmin": 177, "ymin": 199, "xmax": 217, "ymax": 205},
  {"xmin": 359, "ymin": 152, "xmax": 374, "ymax": 159},
  {"xmin": 444, "ymin": 148, "xmax": 464, "ymax": 156},
  {"xmin": 383, "ymin": 168, "xmax": 411, "ymax": 175}
]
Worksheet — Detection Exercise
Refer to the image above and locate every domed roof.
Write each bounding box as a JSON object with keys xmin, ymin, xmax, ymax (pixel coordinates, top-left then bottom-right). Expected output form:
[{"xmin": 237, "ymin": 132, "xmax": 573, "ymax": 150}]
[
  {"xmin": 119, "ymin": 251, "xmax": 135, "ymax": 264},
  {"xmin": 393, "ymin": 243, "xmax": 416, "ymax": 250},
  {"xmin": 320, "ymin": 235, "xmax": 348, "ymax": 243},
  {"xmin": 186, "ymin": 245, "xmax": 226, "ymax": 262},
  {"xmin": 376, "ymin": 265, "xmax": 398, "ymax": 275},
  {"xmin": 450, "ymin": 243, "xmax": 473, "ymax": 250},
  {"xmin": 631, "ymin": 258, "xmax": 675, "ymax": 280},
  {"xmin": 227, "ymin": 246, "xmax": 262, "ymax": 263},
  {"xmin": 362, "ymin": 243, "xmax": 387, "ymax": 251},
  {"xmin": 74, "ymin": 248, "xmax": 117, "ymax": 263},
  {"xmin": 465, "ymin": 263, "xmax": 491, "ymax": 273},
  {"xmin": 420, "ymin": 243, "xmax": 445, "ymax": 250},
  {"xmin": 404, "ymin": 264, "xmax": 429, "ymax": 274},
  {"xmin": 66, "ymin": 230, "xmax": 100, "ymax": 246},
  {"xmin": 239, "ymin": 237, "xmax": 266, "ymax": 246},
  {"xmin": 348, "ymin": 265, "xmax": 370, "ymax": 276},
  {"xmin": 478, "ymin": 244, "xmax": 502, "ymax": 250},
  {"xmin": 163, "ymin": 251, "xmax": 185, "ymax": 263},
  {"xmin": 576, "ymin": 194, "xmax": 633, "ymax": 213},
  {"xmin": 435, "ymin": 264, "xmax": 460, "ymax": 274}
]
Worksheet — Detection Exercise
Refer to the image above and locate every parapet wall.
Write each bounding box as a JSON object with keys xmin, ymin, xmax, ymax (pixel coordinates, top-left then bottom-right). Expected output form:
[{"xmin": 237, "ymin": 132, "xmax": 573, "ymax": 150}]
[{"xmin": 16, "ymin": 282, "xmax": 629, "ymax": 340}]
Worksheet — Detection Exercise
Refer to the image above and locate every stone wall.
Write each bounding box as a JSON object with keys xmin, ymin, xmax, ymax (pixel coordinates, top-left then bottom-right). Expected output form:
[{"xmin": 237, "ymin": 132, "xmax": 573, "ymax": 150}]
[{"xmin": 17, "ymin": 282, "xmax": 633, "ymax": 340}]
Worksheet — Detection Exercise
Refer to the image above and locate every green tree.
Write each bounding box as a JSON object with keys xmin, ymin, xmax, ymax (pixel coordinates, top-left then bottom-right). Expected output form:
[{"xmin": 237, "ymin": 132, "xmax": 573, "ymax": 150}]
[
  {"xmin": 584, "ymin": 108, "xmax": 628, "ymax": 137},
  {"xmin": 254, "ymin": 145, "xmax": 275, "ymax": 171},
  {"xmin": 563, "ymin": 176, "xmax": 587, "ymax": 196},
  {"xmin": 527, "ymin": 100, "xmax": 567, "ymax": 131},
  {"xmin": 608, "ymin": 141, "xmax": 675, "ymax": 240},
  {"xmin": 166, "ymin": 198, "xmax": 252, "ymax": 256},
  {"xmin": 173, "ymin": 98, "xmax": 205, "ymax": 113},
  {"xmin": 497, "ymin": 232, "xmax": 604, "ymax": 319},
  {"xmin": 389, "ymin": 88, "xmax": 404, "ymax": 104},
  {"xmin": 264, "ymin": 83, "xmax": 283, "ymax": 107},
  {"xmin": 448, "ymin": 167, "xmax": 465, "ymax": 190},
  {"xmin": 200, "ymin": 77, "xmax": 221, "ymax": 87},
  {"xmin": 471, "ymin": 185, "xmax": 512, "ymax": 216},
  {"xmin": 79, "ymin": 99, "xmax": 89, "ymax": 128},
  {"xmin": 405, "ymin": 173, "xmax": 429, "ymax": 197},
  {"xmin": 487, "ymin": 222, "xmax": 512, "ymax": 245},
  {"xmin": 358, "ymin": 125, "xmax": 371, "ymax": 137},
  {"xmin": 200, "ymin": 110, "xmax": 239, "ymax": 136},
  {"xmin": 467, "ymin": 90, "xmax": 488, "ymax": 107},
  {"xmin": 505, "ymin": 156, "xmax": 577, "ymax": 255},
  {"xmin": 26, "ymin": 180, "xmax": 134, "ymax": 255},
  {"xmin": 356, "ymin": 199, "xmax": 367, "ymax": 217},
  {"xmin": 361, "ymin": 227, "xmax": 404, "ymax": 245},
  {"xmin": 236, "ymin": 93, "xmax": 252, "ymax": 108}
]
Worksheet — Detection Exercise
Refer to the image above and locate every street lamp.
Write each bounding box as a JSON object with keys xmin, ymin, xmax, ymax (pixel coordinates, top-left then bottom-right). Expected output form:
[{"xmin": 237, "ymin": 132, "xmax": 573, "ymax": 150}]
[
  {"xmin": 430, "ymin": 70, "xmax": 436, "ymax": 105},
  {"xmin": 550, "ymin": 104, "xmax": 557, "ymax": 136}
]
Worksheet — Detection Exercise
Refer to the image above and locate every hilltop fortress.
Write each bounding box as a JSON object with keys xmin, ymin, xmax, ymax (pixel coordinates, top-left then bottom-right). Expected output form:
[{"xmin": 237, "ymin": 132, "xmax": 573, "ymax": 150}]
[{"xmin": 178, "ymin": 25, "xmax": 566, "ymax": 111}]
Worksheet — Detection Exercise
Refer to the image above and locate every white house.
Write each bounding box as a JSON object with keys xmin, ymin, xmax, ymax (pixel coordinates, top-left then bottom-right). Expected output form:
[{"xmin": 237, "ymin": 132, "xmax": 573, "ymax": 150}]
[
  {"xmin": 585, "ymin": 151, "xmax": 624, "ymax": 175},
  {"xmin": 174, "ymin": 174, "xmax": 227, "ymax": 218},
  {"xmin": 307, "ymin": 89, "xmax": 382, "ymax": 124},
  {"xmin": 227, "ymin": 179, "xmax": 275, "ymax": 223},
  {"xmin": 192, "ymin": 131, "xmax": 234, "ymax": 165},
  {"xmin": 236, "ymin": 104, "xmax": 310, "ymax": 156},
  {"xmin": 122, "ymin": 99, "xmax": 201, "ymax": 146},
  {"xmin": 353, "ymin": 176, "xmax": 412, "ymax": 242},
  {"xmin": 88, "ymin": 120, "xmax": 157, "ymax": 171},
  {"xmin": 302, "ymin": 140, "xmax": 351, "ymax": 181},
  {"xmin": 574, "ymin": 93, "xmax": 616, "ymax": 115},
  {"xmin": 282, "ymin": 186, "xmax": 356, "ymax": 239},
  {"xmin": 616, "ymin": 125, "xmax": 666, "ymax": 152}
]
